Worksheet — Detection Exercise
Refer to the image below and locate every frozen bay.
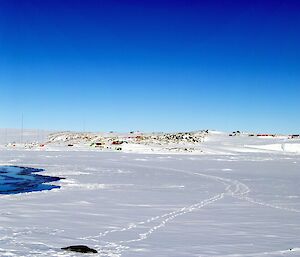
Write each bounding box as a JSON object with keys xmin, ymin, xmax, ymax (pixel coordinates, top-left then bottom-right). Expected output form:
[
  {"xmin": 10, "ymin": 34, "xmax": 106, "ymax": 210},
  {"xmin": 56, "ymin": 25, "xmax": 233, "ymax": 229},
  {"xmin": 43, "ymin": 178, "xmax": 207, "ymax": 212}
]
[{"xmin": 0, "ymin": 146, "xmax": 300, "ymax": 256}]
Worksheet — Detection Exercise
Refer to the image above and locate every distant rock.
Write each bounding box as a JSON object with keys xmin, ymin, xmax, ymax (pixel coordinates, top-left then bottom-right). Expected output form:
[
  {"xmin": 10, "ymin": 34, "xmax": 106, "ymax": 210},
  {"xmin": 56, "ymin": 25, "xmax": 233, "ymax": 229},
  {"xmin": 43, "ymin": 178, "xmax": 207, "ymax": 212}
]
[{"xmin": 61, "ymin": 245, "xmax": 98, "ymax": 253}]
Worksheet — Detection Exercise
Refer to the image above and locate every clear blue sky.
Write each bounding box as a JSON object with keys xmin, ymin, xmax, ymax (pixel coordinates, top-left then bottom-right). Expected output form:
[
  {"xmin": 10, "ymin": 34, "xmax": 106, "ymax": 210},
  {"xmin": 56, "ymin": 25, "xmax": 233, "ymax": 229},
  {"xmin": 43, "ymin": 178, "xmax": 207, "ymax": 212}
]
[{"xmin": 1, "ymin": 0, "xmax": 299, "ymax": 133}]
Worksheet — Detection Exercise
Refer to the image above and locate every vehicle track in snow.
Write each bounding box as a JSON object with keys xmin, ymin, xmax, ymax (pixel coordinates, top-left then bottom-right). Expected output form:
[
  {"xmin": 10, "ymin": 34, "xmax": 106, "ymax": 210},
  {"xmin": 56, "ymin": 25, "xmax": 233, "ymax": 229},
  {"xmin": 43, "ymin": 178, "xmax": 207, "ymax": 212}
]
[
  {"xmin": 82, "ymin": 162, "xmax": 300, "ymax": 256},
  {"xmin": 82, "ymin": 193, "xmax": 224, "ymax": 257},
  {"xmin": 5, "ymin": 160, "xmax": 297, "ymax": 257},
  {"xmin": 159, "ymin": 165, "xmax": 300, "ymax": 213},
  {"xmin": 80, "ymin": 163, "xmax": 249, "ymax": 256}
]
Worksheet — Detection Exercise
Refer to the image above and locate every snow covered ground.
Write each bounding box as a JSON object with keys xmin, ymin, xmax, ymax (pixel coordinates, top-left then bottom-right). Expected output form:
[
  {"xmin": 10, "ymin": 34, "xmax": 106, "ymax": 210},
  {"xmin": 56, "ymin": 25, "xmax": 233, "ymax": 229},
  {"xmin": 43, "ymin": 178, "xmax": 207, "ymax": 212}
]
[{"xmin": 0, "ymin": 130, "xmax": 300, "ymax": 256}]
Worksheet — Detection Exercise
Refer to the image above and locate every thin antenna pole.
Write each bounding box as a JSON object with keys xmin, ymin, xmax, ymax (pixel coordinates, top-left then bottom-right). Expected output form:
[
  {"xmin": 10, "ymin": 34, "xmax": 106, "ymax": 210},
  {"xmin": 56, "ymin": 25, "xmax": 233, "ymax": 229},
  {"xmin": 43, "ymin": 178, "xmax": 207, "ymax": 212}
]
[
  {"xmin": 5, "ymin": 128, "xmax": 7, "ymax": 144},
  {"xmin": 21, "ymin": 113, "xmax": 24, "ymax": 144}
]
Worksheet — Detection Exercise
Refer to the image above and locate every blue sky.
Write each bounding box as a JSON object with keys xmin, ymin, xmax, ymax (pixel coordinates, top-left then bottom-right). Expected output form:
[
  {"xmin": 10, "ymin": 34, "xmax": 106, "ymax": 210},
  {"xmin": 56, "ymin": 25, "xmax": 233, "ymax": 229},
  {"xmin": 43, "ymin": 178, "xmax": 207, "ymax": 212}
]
[{"xmin": 0, "ymin": 0, "xmax": 299, "ymax": 133}]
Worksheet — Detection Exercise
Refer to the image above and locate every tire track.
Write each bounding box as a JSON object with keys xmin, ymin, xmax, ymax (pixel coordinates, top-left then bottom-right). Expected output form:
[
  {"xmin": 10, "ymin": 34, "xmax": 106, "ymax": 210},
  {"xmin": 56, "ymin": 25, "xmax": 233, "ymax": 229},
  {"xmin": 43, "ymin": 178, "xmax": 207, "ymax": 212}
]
[
  {"xmin": 81, "ymin": 162, "xmax": 299, "ymax": 256},
  {"xmin": 80, "ymin": 163, "xmax": 233, "ymax": 256}
]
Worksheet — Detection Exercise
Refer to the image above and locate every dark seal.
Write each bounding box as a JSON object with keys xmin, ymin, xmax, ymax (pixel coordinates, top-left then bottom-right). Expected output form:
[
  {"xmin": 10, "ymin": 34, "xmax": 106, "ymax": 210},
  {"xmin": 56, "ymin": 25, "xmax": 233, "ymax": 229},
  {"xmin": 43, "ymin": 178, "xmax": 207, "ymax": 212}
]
[{"xmin": 61, "ymin": 245, "xmax": 98, "ymax": 253}]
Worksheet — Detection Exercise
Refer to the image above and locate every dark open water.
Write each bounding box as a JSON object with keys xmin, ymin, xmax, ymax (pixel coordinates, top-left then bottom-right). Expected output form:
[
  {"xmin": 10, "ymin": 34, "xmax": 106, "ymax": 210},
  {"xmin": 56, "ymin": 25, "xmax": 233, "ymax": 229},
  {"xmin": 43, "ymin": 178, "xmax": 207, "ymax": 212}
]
[{"xmin": 0, "ymin": 166, "xmax": 63, "ymax": 194}]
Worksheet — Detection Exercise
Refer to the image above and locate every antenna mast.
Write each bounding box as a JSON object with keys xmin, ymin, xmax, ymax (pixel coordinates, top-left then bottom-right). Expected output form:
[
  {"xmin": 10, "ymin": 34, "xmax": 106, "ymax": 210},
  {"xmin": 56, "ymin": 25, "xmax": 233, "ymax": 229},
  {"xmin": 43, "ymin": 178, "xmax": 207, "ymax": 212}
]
[{"xmin": 21, "ymin": 113, "xmax": 24, "ymax": 144}]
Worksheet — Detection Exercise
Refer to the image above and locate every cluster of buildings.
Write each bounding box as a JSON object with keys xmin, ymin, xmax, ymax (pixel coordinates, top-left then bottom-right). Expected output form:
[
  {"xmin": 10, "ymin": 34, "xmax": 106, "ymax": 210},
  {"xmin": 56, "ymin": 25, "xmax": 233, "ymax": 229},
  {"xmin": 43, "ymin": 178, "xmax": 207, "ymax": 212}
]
[{"xmin": 228, "ymin": 131, "xmax": 299, "ymax": 139}]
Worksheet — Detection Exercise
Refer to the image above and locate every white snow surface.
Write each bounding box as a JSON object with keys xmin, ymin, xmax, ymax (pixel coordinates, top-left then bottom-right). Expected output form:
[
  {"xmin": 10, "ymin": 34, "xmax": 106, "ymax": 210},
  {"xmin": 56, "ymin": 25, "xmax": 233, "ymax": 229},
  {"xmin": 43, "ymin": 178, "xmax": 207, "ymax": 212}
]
[{"xmin": 0, "ymin": 130, "xmax": 300, "ymax": 256}]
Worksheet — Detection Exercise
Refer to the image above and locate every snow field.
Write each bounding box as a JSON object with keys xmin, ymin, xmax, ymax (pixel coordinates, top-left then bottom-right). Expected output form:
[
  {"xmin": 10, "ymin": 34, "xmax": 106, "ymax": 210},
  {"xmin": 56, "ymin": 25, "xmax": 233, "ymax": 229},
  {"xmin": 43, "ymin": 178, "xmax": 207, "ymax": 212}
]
[{"xmin": 0, "ymin": 147, "xmax": 299, "ymax": 256}]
